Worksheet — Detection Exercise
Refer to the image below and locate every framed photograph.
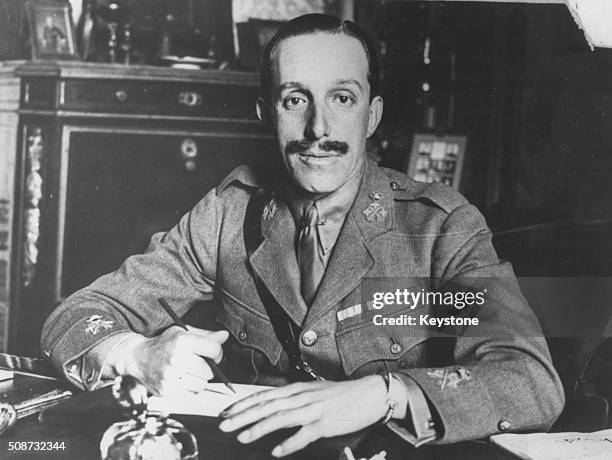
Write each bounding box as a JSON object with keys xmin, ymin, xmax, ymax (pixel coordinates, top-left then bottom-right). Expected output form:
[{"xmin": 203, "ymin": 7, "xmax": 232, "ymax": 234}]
[
  {"xmin": 25, "ymin": 1, "xmax": 78, "ymax": 60},
  {"xmin": 407, "ymin": 133, "xmax": 467, "ymax": 190}
]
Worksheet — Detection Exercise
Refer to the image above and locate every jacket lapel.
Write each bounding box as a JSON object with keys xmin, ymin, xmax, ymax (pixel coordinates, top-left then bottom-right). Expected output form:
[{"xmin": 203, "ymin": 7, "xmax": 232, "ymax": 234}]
[
  {"xmin": 306, "ymin": 161, "xmax": 396, "ymax": 325},
  {"xmin": 248, "ymin": 195, "xmax": 309, "ymax": 325}
]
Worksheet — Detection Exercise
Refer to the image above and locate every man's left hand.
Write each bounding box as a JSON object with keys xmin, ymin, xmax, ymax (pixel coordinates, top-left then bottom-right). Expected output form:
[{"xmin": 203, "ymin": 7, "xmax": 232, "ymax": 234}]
[{"xmin": 218, "ymin": 375, "xmax": 388, "ymax": 457}]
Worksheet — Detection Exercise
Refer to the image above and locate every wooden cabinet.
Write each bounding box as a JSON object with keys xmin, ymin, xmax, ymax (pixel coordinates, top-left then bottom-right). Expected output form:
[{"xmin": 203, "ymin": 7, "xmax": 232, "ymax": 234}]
[{"xmin": 0, "ymin": 62, "xmax": 275, "ymax": 355}]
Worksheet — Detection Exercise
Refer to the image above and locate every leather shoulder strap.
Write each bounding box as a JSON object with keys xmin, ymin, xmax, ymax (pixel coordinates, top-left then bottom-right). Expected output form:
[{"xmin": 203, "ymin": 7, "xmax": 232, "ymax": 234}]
[{"xmin": 243, "ymin": 191, "xmax": 319, "ymax": 381}]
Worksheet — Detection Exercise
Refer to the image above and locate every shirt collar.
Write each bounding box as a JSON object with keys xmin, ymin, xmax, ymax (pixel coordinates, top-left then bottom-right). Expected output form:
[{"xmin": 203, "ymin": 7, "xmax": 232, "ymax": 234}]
[{"xmin": 286, "ymin": 161, "xmax": 365, "ymax": 254}]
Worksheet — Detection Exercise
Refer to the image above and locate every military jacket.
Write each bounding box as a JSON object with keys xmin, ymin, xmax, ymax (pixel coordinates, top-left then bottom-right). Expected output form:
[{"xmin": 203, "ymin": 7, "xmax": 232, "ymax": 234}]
[{"xmin": 41, "ymin": 161, "xmax": 564, "ymax": 444}]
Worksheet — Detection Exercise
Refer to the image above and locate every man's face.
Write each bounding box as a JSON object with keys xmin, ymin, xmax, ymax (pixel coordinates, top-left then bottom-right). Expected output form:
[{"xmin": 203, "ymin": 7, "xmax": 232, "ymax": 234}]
[{"xmin": 260, "ymin": 33, "xmax": 383, "ymax": 196}]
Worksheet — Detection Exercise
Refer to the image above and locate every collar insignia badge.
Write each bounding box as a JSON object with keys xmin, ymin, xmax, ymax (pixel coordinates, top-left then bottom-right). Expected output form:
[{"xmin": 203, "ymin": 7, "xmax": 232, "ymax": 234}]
[
  {"xmin": 263, "ymin": 198, "xmax": 277, "ymax": 220},
  {"xmin": 427, "ymin": 367, "xmax": 473, "ymax": 390},
  {"xmin": 364, "ymin": 191, "xmax": 387, "ymax": 223},
  {"xmin": 85, "ymin": 315, "xmax": 114, "ymax": 335}
]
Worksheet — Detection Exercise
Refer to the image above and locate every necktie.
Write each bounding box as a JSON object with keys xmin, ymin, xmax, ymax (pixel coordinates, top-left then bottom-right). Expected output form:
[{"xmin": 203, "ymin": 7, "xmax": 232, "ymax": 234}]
[{"xmin": 298, "ymin": 203, "xmax": 325, "ymax": 305}]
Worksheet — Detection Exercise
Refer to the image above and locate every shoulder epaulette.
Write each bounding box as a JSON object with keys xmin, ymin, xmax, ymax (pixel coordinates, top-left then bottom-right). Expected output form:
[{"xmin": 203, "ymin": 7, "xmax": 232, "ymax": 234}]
[
  {"xmin": 216, "ymin": 165, "xmax": 262, "ymax": 195},
  {"xmin": 380, "ymin": 167, "xmax": 468, "ymax": 214}
]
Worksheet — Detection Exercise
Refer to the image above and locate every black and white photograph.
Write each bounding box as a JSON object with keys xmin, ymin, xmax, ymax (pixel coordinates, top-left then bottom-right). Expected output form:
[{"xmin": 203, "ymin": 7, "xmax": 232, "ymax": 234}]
[
  {"xmin": 25, "ymin": 1, "xmax": 78, "ymax": 60},
  {"xmin": 0, "ymin": 1, "xmax": 611, "ymax": 459}
]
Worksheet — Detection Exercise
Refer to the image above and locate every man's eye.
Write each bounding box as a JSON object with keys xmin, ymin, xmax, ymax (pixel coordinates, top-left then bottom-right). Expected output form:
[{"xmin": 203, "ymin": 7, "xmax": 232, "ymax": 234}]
[
  {"xmin": 284, "ymin": 96, "xmax": 307, "ymax": 109},
  {"xmin": 334, "ymin": 94, "xmax": 355, "ymax": 106}
]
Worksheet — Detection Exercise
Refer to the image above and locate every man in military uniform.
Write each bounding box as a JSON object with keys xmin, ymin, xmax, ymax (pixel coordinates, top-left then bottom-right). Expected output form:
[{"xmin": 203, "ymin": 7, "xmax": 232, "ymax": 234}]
[{"xmin": 41, "ymin": 14, "xmax": 564, "ymax": 457}]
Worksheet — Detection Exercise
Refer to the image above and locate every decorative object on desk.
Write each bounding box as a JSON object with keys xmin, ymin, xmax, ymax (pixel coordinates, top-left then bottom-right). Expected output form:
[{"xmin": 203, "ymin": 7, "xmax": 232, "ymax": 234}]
[
  {"xmin": 156, "ymin": 6, "xmax": 215, "ymax": 69},
  {"xmin": 75, "ymin": 0, "xmax": 95, "ymax": 59},
  {"xmin": 141, "ymin": 0, "xmax": 231, "ymax": 68},
  {"xmin": 95, "ymin": 0, "xmax": 131, "ymax": 63},
  {"xmin": 100, "ymin": 375, "xmax": 198, "ymax": 460},
  {"xmin": 407, "ymin": 133, "xmax": 467, "ymax": 190},
  {"xmin": 70, "ymin": 1, "xmax": 233, "ymax": 66},
  {"xmin": 0, "ymin": 388, "xmax": 72, "ymax": 435},
  {"xmin": 25, "ymin": 0, "xmax": 79, "ymax": 60},
  {"xmin": 120, "ymin": 20, "xmax": 131, "ymax": 64}
]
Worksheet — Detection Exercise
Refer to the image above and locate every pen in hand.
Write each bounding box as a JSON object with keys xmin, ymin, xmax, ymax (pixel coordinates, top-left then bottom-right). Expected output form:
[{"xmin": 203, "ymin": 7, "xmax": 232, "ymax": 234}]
[{"xmin": 158, "ymin": 298, "xmax": 236, "ymax": 394}]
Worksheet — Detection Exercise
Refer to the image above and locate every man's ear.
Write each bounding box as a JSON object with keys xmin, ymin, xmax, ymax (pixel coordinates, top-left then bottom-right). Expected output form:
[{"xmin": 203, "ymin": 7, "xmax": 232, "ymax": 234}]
[
  {"xmin": 366, "ymin": 96, "xmax": 384, "ymax": 137},
  {"xmin": 256, "ymin": 97, "xmax": 268, "ymax": 125}
]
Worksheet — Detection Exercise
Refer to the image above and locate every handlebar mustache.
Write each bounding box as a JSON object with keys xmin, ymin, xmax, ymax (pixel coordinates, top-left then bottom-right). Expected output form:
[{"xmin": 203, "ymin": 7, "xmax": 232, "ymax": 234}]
[{"xmin": 285, "ymin": 139, "xmax": 349, "ymax": 155}]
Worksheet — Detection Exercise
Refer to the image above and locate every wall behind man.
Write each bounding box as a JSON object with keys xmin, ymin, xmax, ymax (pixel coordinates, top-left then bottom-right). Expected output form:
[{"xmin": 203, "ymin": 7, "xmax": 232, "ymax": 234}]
[{"xmin": 494, "ymin": 4, "xmax": 612, "ymax": 225}]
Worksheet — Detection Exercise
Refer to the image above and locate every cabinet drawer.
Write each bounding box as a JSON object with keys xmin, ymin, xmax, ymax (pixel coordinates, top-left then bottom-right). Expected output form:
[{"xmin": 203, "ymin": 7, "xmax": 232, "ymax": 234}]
[{"xmin": 61, "ymin": 79, "xmax": 260, "ymax": 119}]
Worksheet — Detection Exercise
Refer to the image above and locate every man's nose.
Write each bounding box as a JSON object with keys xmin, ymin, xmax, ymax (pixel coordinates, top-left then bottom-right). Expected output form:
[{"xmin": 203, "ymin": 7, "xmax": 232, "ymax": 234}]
[{"xmin": 305, "ymin": 104, "xmax": 330, "ymax": 140}]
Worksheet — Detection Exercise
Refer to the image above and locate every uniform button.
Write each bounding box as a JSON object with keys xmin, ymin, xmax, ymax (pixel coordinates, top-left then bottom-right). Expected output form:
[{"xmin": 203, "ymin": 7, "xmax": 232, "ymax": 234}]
[
  {"xmin": 238, "ymin": 331, "xmax": 248, "ymax": 342},
  {"xmin": 390, "ymin": 343, "xmax": 402, "ymax": 354},
  {"xmin": 301, "ymin": 330, "xmax": 318, "ymax": 346},
  {"xmin": 390, "ymin": 181, "xmax": 399, "ymax": 191},
  {"xmin": 498, "ymin": 420, "xmax": 511, "ymax": 431}
]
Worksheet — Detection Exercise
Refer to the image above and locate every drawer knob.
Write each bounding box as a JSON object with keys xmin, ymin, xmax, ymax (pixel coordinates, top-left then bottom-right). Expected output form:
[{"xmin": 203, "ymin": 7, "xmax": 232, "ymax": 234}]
[
  {"xmin": 115, "ymin": 90, "xmax": 128, "ymax": 103},
  {"xmin": 181, "ymin": 139, "xmax": 198, "ymax": 172},
  {"xmin": 181, "ymin": 139, "xmax": 198, "ymax": 158},
  {"xmin": 178, "ymin": 91, "xmax": 202, "ymax": 107}
]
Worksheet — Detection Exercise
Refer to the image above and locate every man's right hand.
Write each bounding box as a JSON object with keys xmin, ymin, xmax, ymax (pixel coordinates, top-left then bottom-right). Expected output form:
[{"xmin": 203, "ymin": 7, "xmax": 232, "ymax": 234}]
[{"xmin": 113, "ymin": 326, "xmax": 229, "ymax": 396}]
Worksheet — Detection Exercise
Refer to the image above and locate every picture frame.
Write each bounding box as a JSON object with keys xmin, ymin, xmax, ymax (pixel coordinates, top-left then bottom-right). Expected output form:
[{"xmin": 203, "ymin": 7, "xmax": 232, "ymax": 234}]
[
  {"xmin": 407, "ymin": 133, "xmax": 467, "ymax": 190},
  {"xmin": 25, "ymin": 1, "xmax": 78, "ymax": 60}
]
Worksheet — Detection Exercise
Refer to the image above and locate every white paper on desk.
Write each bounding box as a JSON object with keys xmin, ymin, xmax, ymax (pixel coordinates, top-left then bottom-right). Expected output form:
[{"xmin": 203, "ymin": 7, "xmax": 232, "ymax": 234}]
[
  {"xmin": 0, "ymin": 369, "xmax": 14, "ymax": 381},
  {"xmin": 491, "ymin": 429, "xmax": 612, "ymax": 460},
  {"xmin": 147, "ymin": 383, "xmax": 273, "ymax": 417}
]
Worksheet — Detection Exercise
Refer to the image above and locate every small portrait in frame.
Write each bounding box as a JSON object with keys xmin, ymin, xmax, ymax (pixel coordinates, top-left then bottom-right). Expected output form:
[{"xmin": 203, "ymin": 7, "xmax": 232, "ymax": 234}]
[
  {"xmin": 25, "ymin": 1, "xmax": 78, "ymax": 60},
  {"xmin": 407, "ymin": 134, "xmax": 467, "ymax": 190}
]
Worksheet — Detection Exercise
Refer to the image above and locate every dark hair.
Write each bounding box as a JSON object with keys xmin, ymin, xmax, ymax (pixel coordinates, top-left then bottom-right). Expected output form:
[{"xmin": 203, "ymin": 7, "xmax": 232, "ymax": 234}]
[{"xmin": 260, "ymin": 14, "xmax": 380, "ymax": 101}]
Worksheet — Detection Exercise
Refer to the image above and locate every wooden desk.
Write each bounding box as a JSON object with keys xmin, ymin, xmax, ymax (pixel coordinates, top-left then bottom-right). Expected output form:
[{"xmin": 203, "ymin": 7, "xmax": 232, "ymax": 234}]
[{"xmin": 0, "ymin": 375, "xmax": 518, "ymax": 460}]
